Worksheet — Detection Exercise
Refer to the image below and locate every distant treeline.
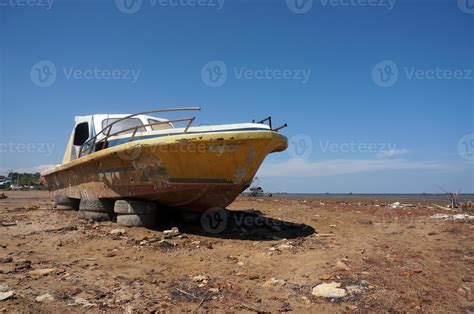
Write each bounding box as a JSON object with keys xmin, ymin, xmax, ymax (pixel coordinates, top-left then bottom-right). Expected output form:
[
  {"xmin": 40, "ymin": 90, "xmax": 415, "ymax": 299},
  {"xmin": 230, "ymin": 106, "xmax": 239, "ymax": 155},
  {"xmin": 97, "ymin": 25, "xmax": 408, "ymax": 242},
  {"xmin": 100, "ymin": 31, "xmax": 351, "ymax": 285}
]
[{"xmin": 3, "ymin": 172, "xmax": 42, "ymax": 186}]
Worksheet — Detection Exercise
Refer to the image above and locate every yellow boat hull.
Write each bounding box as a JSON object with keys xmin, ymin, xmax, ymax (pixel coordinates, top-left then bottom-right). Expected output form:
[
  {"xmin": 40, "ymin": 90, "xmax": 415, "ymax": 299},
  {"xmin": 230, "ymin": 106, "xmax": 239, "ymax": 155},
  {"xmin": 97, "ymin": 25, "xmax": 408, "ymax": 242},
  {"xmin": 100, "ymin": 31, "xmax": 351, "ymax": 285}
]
[{"xmin": 43, "ymin": 130, "xmax": 287, "ymax": 210}]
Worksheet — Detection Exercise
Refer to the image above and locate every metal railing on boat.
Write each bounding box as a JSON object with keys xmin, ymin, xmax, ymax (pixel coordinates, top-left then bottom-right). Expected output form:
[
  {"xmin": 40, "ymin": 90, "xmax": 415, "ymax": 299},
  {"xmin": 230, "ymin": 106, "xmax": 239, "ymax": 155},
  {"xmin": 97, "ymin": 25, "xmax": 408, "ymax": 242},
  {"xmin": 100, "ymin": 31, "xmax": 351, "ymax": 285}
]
[{"xmin": 78, "ymin": 107, "xmax": 201, "ymax": 157}]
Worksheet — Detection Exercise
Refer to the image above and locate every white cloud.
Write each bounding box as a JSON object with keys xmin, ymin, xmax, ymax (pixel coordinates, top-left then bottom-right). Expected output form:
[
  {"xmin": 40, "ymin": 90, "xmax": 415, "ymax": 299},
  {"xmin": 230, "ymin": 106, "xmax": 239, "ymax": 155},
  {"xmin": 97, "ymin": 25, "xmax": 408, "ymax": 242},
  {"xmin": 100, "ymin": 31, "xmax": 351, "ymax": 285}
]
[
  {"xmin": 0, "ymin": 164, "xmax": 56, "ymax": 176},
  {"xmin": 259, "ymin": 158, "xmax": 451, "ymax": 177},
  {"xmin": 375, "ymin": 148, "xmax": 411, "ymax": 159}
]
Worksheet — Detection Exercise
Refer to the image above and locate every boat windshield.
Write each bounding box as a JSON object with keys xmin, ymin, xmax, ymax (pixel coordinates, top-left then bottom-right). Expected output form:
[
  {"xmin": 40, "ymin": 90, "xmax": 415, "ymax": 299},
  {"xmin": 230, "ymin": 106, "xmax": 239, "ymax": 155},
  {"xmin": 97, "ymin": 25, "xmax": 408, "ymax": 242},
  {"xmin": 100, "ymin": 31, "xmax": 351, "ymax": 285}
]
[
  {"xmin": 148, "ymin": 119, "xmax": 173, "ymax": 131},
  {"xmin": 102, "ymin": 118, "xmax": 146, "ymax": 135}
]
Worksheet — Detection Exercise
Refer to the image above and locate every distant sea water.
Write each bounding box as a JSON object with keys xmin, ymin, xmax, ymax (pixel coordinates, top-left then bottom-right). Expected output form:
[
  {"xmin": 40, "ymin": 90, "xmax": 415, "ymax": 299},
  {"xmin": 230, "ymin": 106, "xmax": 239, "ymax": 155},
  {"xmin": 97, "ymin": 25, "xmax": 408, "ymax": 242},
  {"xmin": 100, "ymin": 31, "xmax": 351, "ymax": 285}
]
[{"xmin": 269, "ymin": 193, "xmax": 474, "ymax": 203}]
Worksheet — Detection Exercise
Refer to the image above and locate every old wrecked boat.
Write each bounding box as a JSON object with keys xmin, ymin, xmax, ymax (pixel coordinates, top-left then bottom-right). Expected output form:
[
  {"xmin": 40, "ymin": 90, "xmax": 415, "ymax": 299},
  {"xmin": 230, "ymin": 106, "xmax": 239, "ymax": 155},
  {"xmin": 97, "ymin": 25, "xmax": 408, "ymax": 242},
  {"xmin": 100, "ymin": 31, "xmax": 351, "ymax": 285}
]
[{"xmin": 42, "ymin": 108, "xmax": 288, "ymax": 211}]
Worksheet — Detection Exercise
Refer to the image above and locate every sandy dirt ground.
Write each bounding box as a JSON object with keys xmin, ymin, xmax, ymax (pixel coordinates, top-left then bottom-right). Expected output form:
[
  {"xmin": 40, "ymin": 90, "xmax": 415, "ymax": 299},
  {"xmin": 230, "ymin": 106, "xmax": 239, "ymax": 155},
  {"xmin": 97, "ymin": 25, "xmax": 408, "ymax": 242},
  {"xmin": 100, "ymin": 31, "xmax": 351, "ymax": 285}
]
[{"xmin": 0, "ymin": 191, "xmax": 473, "ymax": 313}]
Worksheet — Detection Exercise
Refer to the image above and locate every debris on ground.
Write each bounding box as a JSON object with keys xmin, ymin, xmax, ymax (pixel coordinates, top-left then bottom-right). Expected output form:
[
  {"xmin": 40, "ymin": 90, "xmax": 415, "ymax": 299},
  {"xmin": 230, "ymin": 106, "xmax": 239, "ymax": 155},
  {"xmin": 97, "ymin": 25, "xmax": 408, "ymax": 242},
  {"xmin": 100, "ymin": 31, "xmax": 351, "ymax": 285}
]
[
  {"xmin": 1, "ymin": 190, "xmax": 473, "ymax": 312},
  {"xmin": 1, "ymin": 222, "xmax": 17, "ymax": 227},
  {"xmin": 263, "ymin": 278, "xmax": 286, "ymax": 287},
  {"xmin": 318, "ymin": 273, "xmax": 333, "ymax": 280},
  {"xmin": 0, "ymin": 193, "xmax": 7, "ymax": 200},
  {"xmin": 110, "ymin": 228, "xmax": 126, "ymax": 236},
  {"xmin": 28, "ymin": 268, "xmax": 56, "ymax": 277},
  {"xmin": 312, "ymin": 282, "xmax": 347, "ymax": 298},
  {"xmin": 430, "ymin": 214, "xmax": 474, "ymax": 220},
  {"xmin": 163, "ymin": 227, "xmax": 181, "ymax": 239},
  {"xmin": 0, "ymin": 291, "xmax": 15, "ymax": 301},
  {"xmin": 335, "ymin": 260, "xmax": 351, "ymax": 271},
  {"xmin": 0, "ymin": 257, "xmax": 13, "ymax": 264},
  {"xmin": 36, "ymin": 293, "xmax": 55, "ymax": 302},
  {"xmin": 67, "ymin": 296, "xmax": 96, "ymax": 308}
]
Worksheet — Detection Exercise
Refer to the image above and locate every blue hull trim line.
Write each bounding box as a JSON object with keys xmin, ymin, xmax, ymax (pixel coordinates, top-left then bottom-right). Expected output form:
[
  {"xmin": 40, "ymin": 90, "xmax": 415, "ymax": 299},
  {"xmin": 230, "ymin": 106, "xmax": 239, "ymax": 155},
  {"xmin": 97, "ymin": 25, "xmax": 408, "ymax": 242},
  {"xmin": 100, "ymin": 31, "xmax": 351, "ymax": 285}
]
[{"xmin": 101, "ymin": 127, "xmax": 269, "ymax": 151}]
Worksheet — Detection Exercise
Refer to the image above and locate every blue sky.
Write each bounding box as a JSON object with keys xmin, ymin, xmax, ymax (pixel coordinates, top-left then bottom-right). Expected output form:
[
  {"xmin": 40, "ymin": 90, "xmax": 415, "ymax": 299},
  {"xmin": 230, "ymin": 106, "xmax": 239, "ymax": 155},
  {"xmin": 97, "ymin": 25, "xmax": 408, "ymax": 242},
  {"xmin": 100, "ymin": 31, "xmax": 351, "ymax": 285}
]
[{"xmin": 0, "ymin": 0, "xmax": 473, "ymax": 193}]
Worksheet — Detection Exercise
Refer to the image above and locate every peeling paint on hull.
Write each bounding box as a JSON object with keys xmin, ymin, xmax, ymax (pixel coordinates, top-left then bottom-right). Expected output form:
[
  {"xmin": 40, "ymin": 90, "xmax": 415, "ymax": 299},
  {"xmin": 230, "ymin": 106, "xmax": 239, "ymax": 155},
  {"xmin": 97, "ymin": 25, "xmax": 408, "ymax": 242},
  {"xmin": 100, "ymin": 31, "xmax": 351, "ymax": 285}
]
[{"xmin": 44, "ymin": 131, "xmax": 288, "ymax": 211}]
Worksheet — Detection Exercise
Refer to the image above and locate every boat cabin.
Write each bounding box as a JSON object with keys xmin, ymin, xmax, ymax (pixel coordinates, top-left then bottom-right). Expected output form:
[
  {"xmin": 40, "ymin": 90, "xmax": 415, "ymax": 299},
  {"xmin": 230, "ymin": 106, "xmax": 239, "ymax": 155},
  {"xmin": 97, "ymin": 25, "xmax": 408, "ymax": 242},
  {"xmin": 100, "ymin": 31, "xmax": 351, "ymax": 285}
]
[{"xmin": 65, "ymin": 114, "xmax": 174, "ymax": 162}]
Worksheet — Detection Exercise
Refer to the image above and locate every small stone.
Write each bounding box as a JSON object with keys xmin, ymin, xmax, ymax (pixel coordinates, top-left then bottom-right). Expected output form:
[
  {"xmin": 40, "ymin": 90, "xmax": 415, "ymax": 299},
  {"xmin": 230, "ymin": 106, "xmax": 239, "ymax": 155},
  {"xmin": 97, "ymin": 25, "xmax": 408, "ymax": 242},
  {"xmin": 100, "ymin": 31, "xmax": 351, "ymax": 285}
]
[
  {"xmin": 335, "ymin": 260, "xmax": 351, "ymax": 271},
  {"xmin": 0, "ymin": 291, "xmax": 14, "ymax": 301},
  {"xmin": 300, "ymin": 296, "xmax": 311, "ymax": 305},
  {"xmin": 209, "ymin": 288, "xmax": 219, "ymax": 293},
  {"xmin": 237, "ymin": 261, "xmax": 244, "ymax": 266},
  {"xmin": 0, "ymin": 257, "xmax": 12, "ymax": 264},
  {"xmin": 36, "ymin": 293, "xmax": 54, "ymax": 302},
  {"xmin": 110, "ymin": 229, "xmax": 126, "ymax": 236},
  {"xmin": 276, "ymin": 243, "xmax": 293, "ymax": 251},
  {"xmin": 192, "ymin": 275, "xmax": 209, "ymax": 283},
  {"xmin": 318, "ymin": 273, "xmax": 333, "ymax": 280},
  {"xmin": 458, "ymin": 288, "xmax": 467, "ymax": 298},
  {"xmin": 312, "ymin": 282, "xmax": 347, "ymax": 298},
  {"xmin": 163, "ymin": 227, "xmax": 180, "ymax": 239},
  {"xmin": 28, "ymin": 268, "xmax": 56, "ymax": 277},
  {"xmin": 263, "ymin": 278, "xmax": 286, "ymax": 287}
]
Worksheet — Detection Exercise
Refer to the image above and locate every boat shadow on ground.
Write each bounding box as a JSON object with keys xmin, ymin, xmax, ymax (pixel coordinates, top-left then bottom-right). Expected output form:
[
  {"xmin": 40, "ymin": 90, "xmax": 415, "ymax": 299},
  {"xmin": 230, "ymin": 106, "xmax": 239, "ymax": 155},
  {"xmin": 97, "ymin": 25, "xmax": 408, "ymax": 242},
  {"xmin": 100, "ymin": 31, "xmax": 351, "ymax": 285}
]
[{"xmin": 150, "ymin": 209, "xmax": 316, "ymax": 241}]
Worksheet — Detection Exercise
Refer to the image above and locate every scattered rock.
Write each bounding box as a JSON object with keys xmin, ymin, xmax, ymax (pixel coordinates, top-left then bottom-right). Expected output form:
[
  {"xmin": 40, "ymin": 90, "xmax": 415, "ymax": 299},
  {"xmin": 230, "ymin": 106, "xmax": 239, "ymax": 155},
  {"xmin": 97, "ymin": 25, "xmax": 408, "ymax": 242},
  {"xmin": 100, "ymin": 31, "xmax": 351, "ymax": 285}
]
[
  {"xmin": 36, "ymin": 293, "xmax": 54, "ymax": 302},
  {"xmin": 276, "ymin": 243, "xmax": 293, "ymax": 251},
  {"xmin": 0, "ymin": 257, "xmax": 12, "ymax": 264},
  {"xmin": 312, "ymin": 282, "xmax": 347, "ymax": 298},
  {"xmin": 431, "ymin": 214, "xmax": 474, "ymax": 220},
  {"xmin": 157, "ymin": 240, "xmax": 176, "ymax": 250},
  {"xmin": 0, "ymin": 291, "xmax": 14, "ymax": 301},
  {"xmin": 318, "ymin": 273, "xmax": 333, "ymax": 280},
  {"xmin": 335, "ymin": 260, "xmax": 351, "ymax": 271},
  {"xmin": 192, "ymin": 275, "xmax": 209, "ymax": 283},
  {"xmin": 67, "ymin": 296, "xmax": 96, "ymax": 308},
  {"xmin": 390, "ymin": 202, "xmax": 401, "ymax": 209},
  {"xmin": 110, "ymin": 229, "xmax": 126, "ymax": 236},
  {"xmin": 263, "ymin": 278, "xmax": 286, "ymax": 287},
  {"xmin": 28, "ymin": 268, "xmax": 56, "ymax": 277},
  {"xmin": 163, "ymin": 227, "xmax": 180, "ymax": 239},
  {"xmin": 0, "ymin": 194, "xmax": 7, "ymax": 200}
]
